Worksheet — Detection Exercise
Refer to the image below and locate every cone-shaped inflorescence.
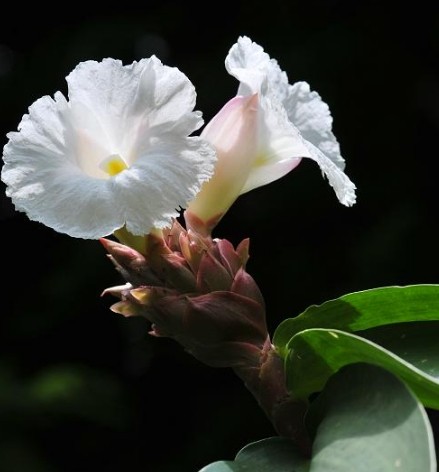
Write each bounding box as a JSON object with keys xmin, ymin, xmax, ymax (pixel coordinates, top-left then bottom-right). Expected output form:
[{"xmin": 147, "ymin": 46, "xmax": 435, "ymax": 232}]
[
  {"xmin": 101, "ymin": 218, "xmax": 268, "ymax": 369},
  {"xmin": 101, "ymin": 217, "xmax": 311, "ymax": 454}
]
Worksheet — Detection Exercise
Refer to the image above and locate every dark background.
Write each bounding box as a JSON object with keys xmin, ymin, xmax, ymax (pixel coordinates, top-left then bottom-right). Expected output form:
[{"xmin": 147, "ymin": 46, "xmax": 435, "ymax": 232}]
[{"xmin": 1, "ymin": 1, "xmax": 438, "ymax": 470}]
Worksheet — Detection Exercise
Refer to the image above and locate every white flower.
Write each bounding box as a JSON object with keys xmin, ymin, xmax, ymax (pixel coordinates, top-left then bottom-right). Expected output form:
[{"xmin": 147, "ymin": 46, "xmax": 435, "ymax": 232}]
[
  {"xmin": 187, "ymin": 36, "xmax": 356, "ymax": 230},
  {"xmin": 225, "ymin": 36, "xmax": 356, "ymax": 205},
  {"xmin": 1, "ymin": 57, "xmax": 216, "ymax": 239}
]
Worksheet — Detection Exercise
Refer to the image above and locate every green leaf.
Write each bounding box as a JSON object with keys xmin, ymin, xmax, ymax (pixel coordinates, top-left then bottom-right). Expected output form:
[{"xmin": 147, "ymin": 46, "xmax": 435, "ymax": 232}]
[
  {"xmin": 198, "ymin": 437, "xmax": 308, "ymax": 471},
  {"xmin": 360, "ymin": 321, "xmax": 439, "ymax": 380},
  {"xmin": 273, "ymin": 285, "xmax": 439, "ymax": 355},
  {"xmin": 285, "ymin": 327, "xmax": 439, "ymax": 408},
  {"xmin": 306, "ymin": 363, "xmax": 436, "ymax": 472},
  {"xmin": 199, "ymin": 364, "xmax": 436, "ymax": 472}
]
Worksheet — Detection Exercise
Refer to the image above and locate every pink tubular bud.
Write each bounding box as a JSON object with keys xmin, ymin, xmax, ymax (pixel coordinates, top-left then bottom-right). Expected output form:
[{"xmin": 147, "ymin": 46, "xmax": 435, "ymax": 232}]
[{"xmin": 186, "ymin": 94, "xmax": 259, "ymax": 235}]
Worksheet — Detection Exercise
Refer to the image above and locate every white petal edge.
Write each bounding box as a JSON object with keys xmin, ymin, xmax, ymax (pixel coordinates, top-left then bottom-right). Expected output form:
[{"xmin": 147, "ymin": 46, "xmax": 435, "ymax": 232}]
[
  {"xmin": 286, "ymin": 81, "xmax": 345, "ymax": 169},
  {"xmin": 302, "ymin": 140, "xmax": 357, "ymax": 207}
]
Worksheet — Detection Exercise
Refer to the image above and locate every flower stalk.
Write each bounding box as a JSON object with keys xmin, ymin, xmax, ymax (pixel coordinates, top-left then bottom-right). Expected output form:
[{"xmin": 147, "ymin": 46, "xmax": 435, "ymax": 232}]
[{"xmin": 234, "ymin": 341, "xmax": 312, "ymax": 456}]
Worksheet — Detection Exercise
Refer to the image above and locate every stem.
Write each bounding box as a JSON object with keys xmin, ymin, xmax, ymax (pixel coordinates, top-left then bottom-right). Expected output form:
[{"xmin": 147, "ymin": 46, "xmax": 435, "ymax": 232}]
[{"xmin": 233, "ymin": 338, "xmax": 312, "ymax": 456}]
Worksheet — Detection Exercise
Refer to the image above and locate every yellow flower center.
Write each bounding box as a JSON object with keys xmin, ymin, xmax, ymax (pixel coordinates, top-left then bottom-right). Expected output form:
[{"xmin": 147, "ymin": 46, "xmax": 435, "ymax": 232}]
[{"xmin": 100, "ymin": 154, "xmax": 128, "ymax": 176}]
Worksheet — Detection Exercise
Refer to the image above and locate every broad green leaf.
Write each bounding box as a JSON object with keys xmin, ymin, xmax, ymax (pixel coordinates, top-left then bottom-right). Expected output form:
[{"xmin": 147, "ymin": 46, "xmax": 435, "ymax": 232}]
[
  {"xmin": 198, "ymin": 437, "xmax": 307, "ymax": 471},
  {"xmin": 285, "ymin": 327, "xmax": 439, "ymax": 408},
  {"xmin": 360, "ymin": 321, "xmax": 439, "ymax": 380},
  {"xmin": 199, "ymin": 364, "xmax": 436, "ymax": 472},
  {"xmin": 273, "ymin": 285, "xmax": 439, "ymax": 355},
  {"xmin": 306, "ymin": 363, "xmax": 436, "ymax": 472}
]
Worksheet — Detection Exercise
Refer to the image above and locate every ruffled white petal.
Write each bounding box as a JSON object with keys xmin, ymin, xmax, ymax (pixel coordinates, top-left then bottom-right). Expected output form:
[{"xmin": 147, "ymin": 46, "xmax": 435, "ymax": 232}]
[
  {"xmin": 226, "ymin": 37, "xmax": 269, "ymax": 95},
  {"xmin": 135, "ymin": 56, "xmax": 202, "ymax": 136},
  {"xmin": 225, "ymin": 36, "xmax": 288, "ymax": 102},
  {"xmin": 3, "ymin": 97, "xmax": 123, "ymax": 238},
  {"xmin": 67, "ymin": 58, "xmax": 200, "ymax": 135},
  {"xmin": 285, "ymin": 81, "xmax": 345, "ymax": 169},
  {"xmin": 66, "ymin": 57, "xmax": 203, "ymax": 164},
  {"xmin": 302, "ymin": 140, "xmax": 356, "ymax": 206},
  {"xmin": 226, "ymin": 36, "xmax": 290, "ymax": 104},
  {"xmin": 2, "ymin": 58, "xmax": 216, "ymax": 239}
]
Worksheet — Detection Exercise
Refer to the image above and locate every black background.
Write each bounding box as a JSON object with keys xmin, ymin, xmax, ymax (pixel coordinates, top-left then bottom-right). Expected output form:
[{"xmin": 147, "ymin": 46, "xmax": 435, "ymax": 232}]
[{"xmin": 1, "ymin": 1, "xmax": 438, "ymax": 471}]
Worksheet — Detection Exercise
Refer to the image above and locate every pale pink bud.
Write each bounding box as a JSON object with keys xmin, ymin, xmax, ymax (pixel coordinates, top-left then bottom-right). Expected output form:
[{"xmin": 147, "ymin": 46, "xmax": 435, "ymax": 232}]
[{"xmin": 186, "ymin": 94, "xmax": 259, "ymax": 235}]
